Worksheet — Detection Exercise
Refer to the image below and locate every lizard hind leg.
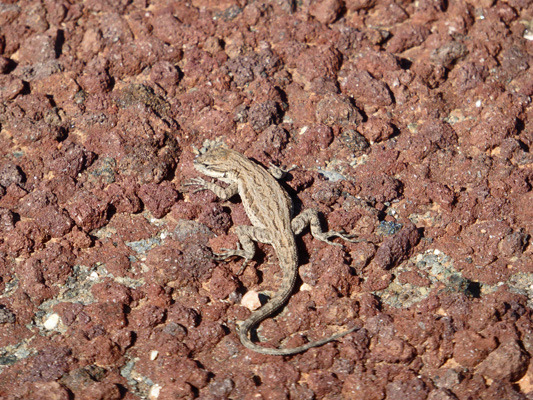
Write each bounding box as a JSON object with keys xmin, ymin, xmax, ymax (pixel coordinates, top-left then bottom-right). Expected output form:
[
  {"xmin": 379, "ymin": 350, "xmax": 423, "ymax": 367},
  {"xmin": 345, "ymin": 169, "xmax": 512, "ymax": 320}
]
[
  {"xmin": 291, "ymin": 209, "xmax": 359, "ymax": 246},
  {"xmin": 268, "ymin": 163, "xmax": 296, "ymax": 180},
  {"xmin": 212, "ymin": 225, "xmax": 271, "ymax": 275}
]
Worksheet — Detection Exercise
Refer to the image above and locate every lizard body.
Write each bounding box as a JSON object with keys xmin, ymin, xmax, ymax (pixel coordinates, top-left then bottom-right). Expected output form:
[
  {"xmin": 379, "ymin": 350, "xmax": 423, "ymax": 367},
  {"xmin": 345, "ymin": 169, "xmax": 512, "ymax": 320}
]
[{"xmin": 188, "ymin": 144, "xmax": 357, "ymax": 355}]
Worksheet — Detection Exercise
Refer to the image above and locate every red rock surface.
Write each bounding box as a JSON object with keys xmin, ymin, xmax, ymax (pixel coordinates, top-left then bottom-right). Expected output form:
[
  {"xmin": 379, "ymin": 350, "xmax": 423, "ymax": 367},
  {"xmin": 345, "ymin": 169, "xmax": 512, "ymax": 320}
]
[{"xmin": 1, "ymin": 0, "xmax": 533, "ymax": 399}]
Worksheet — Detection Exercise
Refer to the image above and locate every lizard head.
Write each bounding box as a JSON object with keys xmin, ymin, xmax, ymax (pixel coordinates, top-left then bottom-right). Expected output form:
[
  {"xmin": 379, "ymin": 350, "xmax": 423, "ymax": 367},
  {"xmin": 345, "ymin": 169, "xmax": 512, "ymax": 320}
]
[{"xmin": 193, "ymin": 144, "xmax": 240, "ymax": 179}]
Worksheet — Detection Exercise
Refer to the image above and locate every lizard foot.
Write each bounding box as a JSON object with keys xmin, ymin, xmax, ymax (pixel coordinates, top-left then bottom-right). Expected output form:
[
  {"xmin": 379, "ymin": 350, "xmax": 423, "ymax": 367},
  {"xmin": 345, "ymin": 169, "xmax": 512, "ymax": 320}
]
[
  {"xmin": 211, "ymin": 243, "xmax": 253, "ymax": 275},
  {"xmin": 184, "ymin": 177, "xmax": 210, "ymax": 193},
  {"xmin": 315, "ymin": 231, "xmax": 365, "ymax": 246},
  {"xmin": 268, "ymin": 163, "xmax": 297, "ymax": 179},
  {"xmin": 212, "ymin": 243, "xmax": 248, "ymax": 261}
]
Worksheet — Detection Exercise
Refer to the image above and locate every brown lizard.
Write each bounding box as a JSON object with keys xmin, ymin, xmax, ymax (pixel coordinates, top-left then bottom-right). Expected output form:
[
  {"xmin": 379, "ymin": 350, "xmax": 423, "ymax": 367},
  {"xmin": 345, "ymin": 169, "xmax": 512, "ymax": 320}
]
[{"xmin": 187, "ymin": 143, "xmax": 358, "ymax": 355}]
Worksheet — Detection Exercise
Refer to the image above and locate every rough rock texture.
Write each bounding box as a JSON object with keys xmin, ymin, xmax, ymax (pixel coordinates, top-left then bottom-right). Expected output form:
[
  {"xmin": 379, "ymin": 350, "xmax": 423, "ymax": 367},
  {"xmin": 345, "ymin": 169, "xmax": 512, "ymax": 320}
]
[{"xmin": 1, "ymin": 0, "xmax": 533, "ymax": 399}]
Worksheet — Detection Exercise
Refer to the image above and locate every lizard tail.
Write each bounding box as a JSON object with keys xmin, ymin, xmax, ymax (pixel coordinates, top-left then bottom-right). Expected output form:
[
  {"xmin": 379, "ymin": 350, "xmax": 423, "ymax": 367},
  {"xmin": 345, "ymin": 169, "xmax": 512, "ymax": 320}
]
[
  {"xmin": 236, "ymin": 239, "xmax": 358, "ymax": 355},
  {"xmin": 238, "ymin": 316, "xmax": 359, "ymax": 356}
]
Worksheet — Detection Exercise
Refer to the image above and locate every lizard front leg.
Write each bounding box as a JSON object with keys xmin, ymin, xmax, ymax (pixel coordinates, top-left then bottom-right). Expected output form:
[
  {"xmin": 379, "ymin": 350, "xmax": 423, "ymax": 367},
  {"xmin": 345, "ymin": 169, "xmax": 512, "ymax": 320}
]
[
  {"xmin": 214, "ymin": 225, "xmax": 272, "ymax": 275},
  {"xmin": 291, "ymin": 208, "xmax": 359, "ymax": 246},
  {"xmin": 185, "ymin": 178, "xmax": 238, "ymax": 201}
]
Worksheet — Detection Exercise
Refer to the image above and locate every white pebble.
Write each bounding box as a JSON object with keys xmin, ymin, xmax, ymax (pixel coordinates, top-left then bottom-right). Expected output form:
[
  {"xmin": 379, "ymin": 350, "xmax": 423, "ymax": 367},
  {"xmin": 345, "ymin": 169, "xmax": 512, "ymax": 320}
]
[
  {"xmin": 150, "ymin": 350, "xmax": 159, "ymax": 360},
  {"xmin": 43, "ymin": 313, "xmax": 60, "ymax": 330},
  {"xmin": 300, "ymin": 283, "xmax": 313, "ymax": 291},
  {"xmin": 148, "ymin": 384, "xmax": 161, "ymax": 399},
  {"xmin": 241, "ymin": 290, "xmax": 262, "ymax": 311}
]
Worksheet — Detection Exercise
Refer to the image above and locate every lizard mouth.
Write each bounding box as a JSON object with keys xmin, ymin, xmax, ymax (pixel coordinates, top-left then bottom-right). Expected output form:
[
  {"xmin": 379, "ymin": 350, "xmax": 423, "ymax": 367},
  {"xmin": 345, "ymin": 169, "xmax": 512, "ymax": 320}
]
[
  {"xmin": 192, "ymin": 158, "xmax": 207, "ymax": 168},
  {"xmin": 193, "ymin": 161, "xmax": 221, "ymax": 174}
]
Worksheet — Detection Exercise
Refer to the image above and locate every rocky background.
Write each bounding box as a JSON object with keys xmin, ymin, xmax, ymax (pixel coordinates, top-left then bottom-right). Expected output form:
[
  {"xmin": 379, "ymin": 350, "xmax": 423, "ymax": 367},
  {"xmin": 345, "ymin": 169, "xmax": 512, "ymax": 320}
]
[{"xmin": 1, "ymin": 0, "xmax": 533, "ymax": 399}]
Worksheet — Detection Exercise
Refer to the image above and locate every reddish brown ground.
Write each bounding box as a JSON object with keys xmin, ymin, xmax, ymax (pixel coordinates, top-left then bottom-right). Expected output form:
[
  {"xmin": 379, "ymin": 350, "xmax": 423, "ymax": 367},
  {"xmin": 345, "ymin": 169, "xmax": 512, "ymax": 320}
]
[{"xmin": 1, "ymin": 0, "xmax": 533, "ymax": 399}]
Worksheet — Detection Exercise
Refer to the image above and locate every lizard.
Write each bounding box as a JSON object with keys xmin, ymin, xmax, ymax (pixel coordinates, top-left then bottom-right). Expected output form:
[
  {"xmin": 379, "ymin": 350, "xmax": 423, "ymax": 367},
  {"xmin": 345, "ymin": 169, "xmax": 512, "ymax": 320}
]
[{"xmin": 187, "ymin": 142, "xmax": 358, "ymax": 355}]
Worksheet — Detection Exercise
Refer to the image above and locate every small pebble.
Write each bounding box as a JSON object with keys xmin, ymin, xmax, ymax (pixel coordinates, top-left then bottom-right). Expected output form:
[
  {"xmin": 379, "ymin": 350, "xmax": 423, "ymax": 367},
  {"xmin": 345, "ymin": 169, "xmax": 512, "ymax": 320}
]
[
  {"xmin": 148, "ymin": 384, "xmax": 161, "ymax": 399},
  {"xmin": 43, "ymin": 313, "xmax": 60, "ymax": 330},
  {"xmin": 241, "ymin": 290, "xmax": 261, "ymax": 311}
]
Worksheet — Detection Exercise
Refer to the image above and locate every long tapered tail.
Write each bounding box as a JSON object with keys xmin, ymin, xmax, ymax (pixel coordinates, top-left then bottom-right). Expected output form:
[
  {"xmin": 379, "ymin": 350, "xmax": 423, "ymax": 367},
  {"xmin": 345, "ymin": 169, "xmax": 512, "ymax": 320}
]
[
  {"xmin": 238, "ymin": 318, "xmax": 359, "ymax": 356},
  {"xmin": 237, "ymin": 240, "xmax": 358, "ymax": 355}
]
